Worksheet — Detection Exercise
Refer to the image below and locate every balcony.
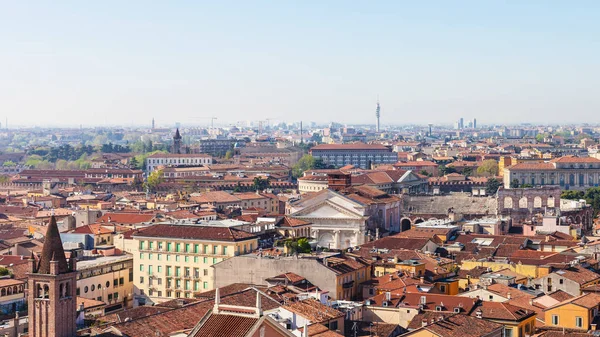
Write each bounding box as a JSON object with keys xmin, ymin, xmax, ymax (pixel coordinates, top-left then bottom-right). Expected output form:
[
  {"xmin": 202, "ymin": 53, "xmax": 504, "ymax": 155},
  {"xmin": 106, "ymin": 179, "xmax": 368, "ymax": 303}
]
[{"xmin": 342, "ymin": 280, "xmax": 354, "ymax": 289}]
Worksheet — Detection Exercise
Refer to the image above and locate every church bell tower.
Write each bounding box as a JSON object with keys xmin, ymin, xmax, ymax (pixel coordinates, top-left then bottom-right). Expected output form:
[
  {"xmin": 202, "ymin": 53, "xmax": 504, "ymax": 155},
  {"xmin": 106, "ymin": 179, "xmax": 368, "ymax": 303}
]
[{"xmin": 27, "ymin": 215, "xmax": 77, "ymax": 337}]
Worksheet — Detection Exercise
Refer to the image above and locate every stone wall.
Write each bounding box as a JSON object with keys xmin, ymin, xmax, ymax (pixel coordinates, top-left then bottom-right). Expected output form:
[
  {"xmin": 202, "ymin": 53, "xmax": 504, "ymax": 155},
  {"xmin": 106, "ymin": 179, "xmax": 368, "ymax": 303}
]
[{"xmin": 213, "ymin": 255, "xmax": 339, "ymax": 298}]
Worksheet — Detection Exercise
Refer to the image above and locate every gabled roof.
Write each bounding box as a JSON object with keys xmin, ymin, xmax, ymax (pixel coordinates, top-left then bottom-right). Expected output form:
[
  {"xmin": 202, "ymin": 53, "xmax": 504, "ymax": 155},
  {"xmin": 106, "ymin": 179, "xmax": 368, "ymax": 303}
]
[
  {"xmin": 406, "ymin": 314, "xmax": 503, "ymax": 337},
  {"xmin": 134, "ymin": 224, "xmax": 256, "ymax": 242},
  {"xmin": 97, "ymin": 212, "xmax": 156, "ymax": 224},
  {"xmin": 471, "ymin": 301, "xmax": 535, "ymax": 321},
  {"xmin": 544, "ymin": 292, "xmax": 600, "ymax": 310}
]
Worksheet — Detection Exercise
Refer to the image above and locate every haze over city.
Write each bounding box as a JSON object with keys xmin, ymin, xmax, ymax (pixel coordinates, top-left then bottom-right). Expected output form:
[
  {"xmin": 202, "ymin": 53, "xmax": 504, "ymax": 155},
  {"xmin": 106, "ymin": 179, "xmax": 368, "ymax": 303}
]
[{"xmin": 1, "ymin": 1, "xmax": 599, "ymax": 127}]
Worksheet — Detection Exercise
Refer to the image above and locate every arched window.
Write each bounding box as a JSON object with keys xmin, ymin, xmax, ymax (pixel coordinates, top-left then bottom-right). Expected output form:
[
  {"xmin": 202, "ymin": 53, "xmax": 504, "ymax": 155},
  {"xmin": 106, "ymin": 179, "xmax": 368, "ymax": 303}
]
[
  {"xmin": 43, "ymin": 285, "xmax": 49, "ymax": 299},
  {"xmin": 504, "ymin": 197, "xmax": 513, "ymax": 209},
  {"xmin": 533, "ymin": 197, "xmax": 542, "ymax": 208},
  {"xmin": 1, "ymin": 288, "xmax": 6, "ymax": 296},
  {"xmin": 519, "ymin": 197, "xmax": 528, "ymax": 209}
]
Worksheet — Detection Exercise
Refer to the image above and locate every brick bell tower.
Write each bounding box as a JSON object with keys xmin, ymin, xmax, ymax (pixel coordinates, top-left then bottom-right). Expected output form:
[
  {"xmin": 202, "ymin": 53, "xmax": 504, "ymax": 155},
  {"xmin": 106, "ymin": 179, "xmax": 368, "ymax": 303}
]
[{"xmin": 27, "ymin": 215, "xmax": 77, "ymax": 337}]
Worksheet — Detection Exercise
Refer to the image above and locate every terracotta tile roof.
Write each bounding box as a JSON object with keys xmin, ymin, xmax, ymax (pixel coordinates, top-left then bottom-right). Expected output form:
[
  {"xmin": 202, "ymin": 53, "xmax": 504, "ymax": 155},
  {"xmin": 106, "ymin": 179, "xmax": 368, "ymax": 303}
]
[
  {"xmin": 407, "ymin": 313, "xmax": 503, "ymax": 337},
  {"xmin": 299, "ymin": 323, "xmax": 344, "ymax": 337},
  {"xmin": 134, "ymin": 224, "xmax": 256, "ymax": 242},
  {"xmin": 147, "ymin": 153, "xmax": 211, "ymax": 158},
  {"xmin": 552, "ymin": 266, "xmax": 600, "ymax": 285},
  {"xmin": 471, "ymin": 301, "xmax": 535, "ymax": 321},
  {"xmin": 97, "ymin": 212, "xmax": 156, "ymax": 224},
  {"xmin": 545, "ymin": 292, "xmax": 600, "ymax": 310},
  {"xmin": 550, "ymin": 155, "xmax": 600, "ymax": 163},
  {"xmin": 547, "ymin": 290, "xmax": 573, "ymax": 302},
  {"xmin": 393, "ymin": 160, "xmax": 438, "ymax": 167},
  {"xmin": 487, "ymin": 284, "xmax": 535, "ymax": 302},
  {"xmin": 277, "ymin": 216, "xmax": 311, "ymax": 228},
  {"xmin": 282, "ymin": 298, "xmax": 344, "ymax": 323},
  {"xmin": 190, "ymin": 191, "xmax": 241, "ymax": 204},
  {"xmin": 191, "ymin": 313, "xmax": 258, "ymax": 337},
  {"xmin": 70, "ymin": 224, "xmax": 113, "ymax": 235},
  {"xmin": 506, "ymin": 162, "xmax": 555, "ymax": 170},
  {"xmin": 363, "ymin": 237, "xmax": 432, "ymax": 251}
]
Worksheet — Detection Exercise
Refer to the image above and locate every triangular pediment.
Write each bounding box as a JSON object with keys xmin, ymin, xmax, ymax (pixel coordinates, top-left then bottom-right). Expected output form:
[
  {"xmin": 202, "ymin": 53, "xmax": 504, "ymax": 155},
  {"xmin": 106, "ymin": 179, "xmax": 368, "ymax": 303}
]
[
  {"xmin": 292, "ymin": 200, "xmax": 363, "ymax": 219},
  {"xmin": 398, "ymin": 170, "xmax": 421, "ymax": 183}
]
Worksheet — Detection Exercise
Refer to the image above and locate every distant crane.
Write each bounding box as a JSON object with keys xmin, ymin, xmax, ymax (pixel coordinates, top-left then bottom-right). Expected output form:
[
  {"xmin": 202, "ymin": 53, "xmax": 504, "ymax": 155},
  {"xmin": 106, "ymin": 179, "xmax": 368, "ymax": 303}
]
[{"xmin": 189, "ymin": 117, "xmax": 218, "ymax": 128}]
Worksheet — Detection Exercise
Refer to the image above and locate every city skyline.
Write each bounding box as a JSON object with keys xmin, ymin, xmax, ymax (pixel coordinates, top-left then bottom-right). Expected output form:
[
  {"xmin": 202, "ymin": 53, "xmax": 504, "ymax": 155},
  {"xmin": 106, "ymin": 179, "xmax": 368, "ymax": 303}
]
[{"xmin": 1, "ymin": 1, "xmax": 599, "ymax": 126}]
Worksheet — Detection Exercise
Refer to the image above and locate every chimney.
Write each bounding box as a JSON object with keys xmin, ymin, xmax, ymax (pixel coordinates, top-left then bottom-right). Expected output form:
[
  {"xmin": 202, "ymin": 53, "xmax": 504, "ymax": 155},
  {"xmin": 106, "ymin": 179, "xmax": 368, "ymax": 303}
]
[
  {"xmin": 389, "ymin": 275, "xmax": 393, "ymax": 282},
  {"xmin": 79, "ymin": 302, "xmax": 85, "ymax": 312},
  {"xmin": 255, "ymin": 291, "xmax": 263, "ymax": 317},
  {"xmin": 420, "ymin": 276, "xmax": 424, "ymax": 284},
  {"xmin": 213, "ymin": 288, "xmax": 220, "ymax": 314},
  {"xmin": 434, "ymin": 267, "xmax": 438, "ymax": 275},
  {"xmin": 528, "ymin": 298, "xmax": 533, "ymax": 306},
  {"xmin": 303, "ymin": 321, "xmax": 309, "ymax": 337},
  {"xmin": 507, "ymin": 292, "xmax": 511, "ymax": 300},
  {"xmin": 476, "ymin": 309, "xmax": 482, "ymax": 319},
  {"xmin": 421, "ymin": 320, "xmax": 427, "ymax": 327},
  {"xmin": 385, "ymin": 292, "xmax": 391, "ymax": 301},
  {"xmin": 592, "ymin": 323, "xmax": 597, "ymax": 331}
]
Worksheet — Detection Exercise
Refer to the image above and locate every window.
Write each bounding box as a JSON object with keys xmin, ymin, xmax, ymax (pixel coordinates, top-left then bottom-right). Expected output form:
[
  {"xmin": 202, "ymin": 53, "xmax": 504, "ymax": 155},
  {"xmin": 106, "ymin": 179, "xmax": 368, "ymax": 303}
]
[
  {"xmin": 204, "ymin": 269, "xmax": 208, "ymax": 276},
  {"xmin": 185, "ymin": 244, "xmax": 190, "ymax": 253},
  {"xmin": 203, "ymin": 245, "xmax": 208, "ymax": 254},
  {"xmin": 84, "ymin": 286, "xmax": 88, "ymax": 293},
  {"xmin": 185, "ymin": 256, "xmax": 189, "ymax": 263},
  {"xmin": 167, "ymin": 266, "xmax": 172, "ymax": 276},
  {"xmin": 203, "ymin": 257, "xmax": 208, "ymax": 264},
  {"xmin": 223, "ymin": 246, "xmax": 228, "ymax": 255},
  {"xmin": 113, "ymin": 279, "xmax": 118, "ymax": 287},
  {"xmin": 167, "ymin": 242, "xmax": 172, "ymax": 251},
  {"xmin": 157, "ymin": 254, "xmax": 162, "ymax": 261},
  {"xmin": 329, "ymin": 321, "xmax": 338, "ymax": 331},
  {"xmin": 176, "ymin": 243, "xmax": 181, "ymax": 252},
  {"xmin": 106, "ymin": 281, "xmax": 110, "ymax": 288},
  {"xmin": 194, "ymin": 281, "xmax": 199, "ymax": 291},
  {"xmin": 158, "ymin": 266, "xmax": 162, "ymax": 273},
  {"xmin": 504, "ymin": 328, "xmax": 513, "ymax": 337},
  {"xmin": 120, "ymin": 277, "xmax": 124, "ymax": 285},
  {"xmin": 176, "ymin": 255, "xmax": 180, "ymax": 262},
  {"xmin": 149, "ymin": 241, "xmax": 154, "ymax": 250},
  {"xmin": 148, "ymin": 253, "xmax": 153, "ymax": 260},
  {"xmin": 140, "ymin": 264, "xmax": 144, "ymax": 272},
  {"xmin": 140, "ymin": 277, "xmax": 144, "ymax": 284},
  {"xmin": 157, "ymin": 291, "xmax": 162, "ymax": 297},
  {"xmin": 140, "ymin": 253, "xmax": 144, "ymax": 259},
  {"xmin": 114, "ymin": 292, "xmax": 119, "ymax": 300},
  {"xmin": 194, "ymin": 244, "xmax": 199, "ymax": 254},
  {"xmin": 552, "ymin": 315, "xmax": 559, "ymax": 326},
  {"xmin": 203, "ymin": 282, "xmax": 208, "ymax": 289},
  {"xmin": 559, "ymin": 279, "xmax": 563, "ymax": 285},
  {"xmin": 139, "ymin": 241, "xmax": 145, "ymax": 250},
  {"xmin": 440, "ymin": 285, "xmax": 446, "ymax": 293},
  {"xmin": 576, "ymin": 316, "xmax": 583, "ymax": 328},
  {"xmin": 213, "ymin": 246, "xmax": 218, "ymax": 254},
  {"xmin": 194, "ymin": 256, "xmax": 199, "ymax": 263},
  {"xmin": 213, "ymin": 258, "xmax": 217, "ymax": 264},
  {"xmin": 176, "ymin": 267, "xmax": 181, "ymax": 277}
]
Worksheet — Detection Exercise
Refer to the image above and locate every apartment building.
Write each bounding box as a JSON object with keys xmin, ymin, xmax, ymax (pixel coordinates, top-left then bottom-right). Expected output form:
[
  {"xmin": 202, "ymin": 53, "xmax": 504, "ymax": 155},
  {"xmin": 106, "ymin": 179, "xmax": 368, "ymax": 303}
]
[
  {"xmin": 503, "ymin": 156, "xmax": 600, "ymax": 190},
  {"xmin": 75, "ymin": 254, "xmax": 134, "ymax": 312},
  {"xmin": 132, "ymin": 224, "xmax": 258, "ymax": 304},
  {"xmin": 310, "ymin": 143, "xmax": 396, "ymax": 169},
  {"xmin": 146, "ymin": 153, "xmax": 213, "ymax": 173}
]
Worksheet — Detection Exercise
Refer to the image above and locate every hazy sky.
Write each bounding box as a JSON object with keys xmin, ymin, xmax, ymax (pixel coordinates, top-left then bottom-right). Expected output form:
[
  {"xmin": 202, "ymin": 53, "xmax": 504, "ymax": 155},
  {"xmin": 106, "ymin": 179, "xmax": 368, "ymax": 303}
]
[{"xmin": 1, "ymin": 1, "xmax": 599, "ymax": 127}]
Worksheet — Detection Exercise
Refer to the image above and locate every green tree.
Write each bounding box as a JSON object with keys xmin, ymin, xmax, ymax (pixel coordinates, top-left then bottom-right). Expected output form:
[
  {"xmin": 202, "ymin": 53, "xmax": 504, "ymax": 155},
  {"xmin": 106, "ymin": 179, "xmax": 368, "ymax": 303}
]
[
  {"xmin": 477, "ymin": 159, "xmax": 499, "ymax": 177},
  {"xmin": 297, "ymin": 238, "xmax": 311, "ymax": 253},
  {"xmin": 144, "ymin": 169, "xmax": 164, "ymax": 193},
  {"xmin": 225, "ymin": 150, "xmax": 233, "ymax": 159},
  {"xmin": 292, "ymin": 155, "xmax": 316, "ymax": 178},
  {"xmin": 130, "ymin": 156, "xmax": 140, "ymax": 169},
  {"xmin": 510, "ymin": 179, "xmax": 520, "ymax": 188},
  {"xmin": 419, "ymin": 170, "xmax": 431, "ymax": 177},
  {"xmin": 439, "ymin": 165, "xmax": 456, "ymax": 176},
  {"xmin": 462, "ymin": 167, "xmax": 474, "ymax": 177},
  {"xmin": 2, "ymin": 160, "xmax": 15, "ymax": 167},
  {"xmin": 0, "ymin": 267, "xmax": 10, "ymax": 276},
  {"xmin": 561, "ymin": 190, "xmax": 584, "ymax": 200},
  {"xmin": 252, "ymin": 176, "xmax": 270, "ymax": 192},
  {"xmin": 485, "ymin": 178, "xmax": 501, "ymax": 195}
]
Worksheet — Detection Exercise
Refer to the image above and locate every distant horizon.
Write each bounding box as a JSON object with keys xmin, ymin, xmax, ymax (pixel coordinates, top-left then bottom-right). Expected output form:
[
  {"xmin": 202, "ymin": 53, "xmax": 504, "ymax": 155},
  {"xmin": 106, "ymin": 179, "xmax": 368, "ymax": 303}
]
[{"xmin": 1, "ymin": 2, "xmax": 599, "ymax": 125}]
